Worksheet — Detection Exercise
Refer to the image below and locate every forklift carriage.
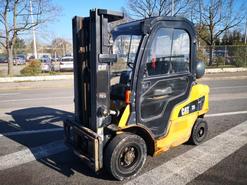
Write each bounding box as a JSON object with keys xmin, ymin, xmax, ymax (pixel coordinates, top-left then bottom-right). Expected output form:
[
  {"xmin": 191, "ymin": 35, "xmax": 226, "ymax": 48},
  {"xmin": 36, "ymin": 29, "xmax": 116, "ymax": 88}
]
[{"xmin": 64, "ymin": 9, "xmax": 209, "ymax": 180}]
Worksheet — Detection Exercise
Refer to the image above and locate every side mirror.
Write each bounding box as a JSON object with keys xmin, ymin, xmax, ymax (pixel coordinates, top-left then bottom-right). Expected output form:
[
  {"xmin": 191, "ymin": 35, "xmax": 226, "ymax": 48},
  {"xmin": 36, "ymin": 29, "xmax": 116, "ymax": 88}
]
[{"xmin": 196, "ymin": 61, "xmax": 205, "ymax": 79}]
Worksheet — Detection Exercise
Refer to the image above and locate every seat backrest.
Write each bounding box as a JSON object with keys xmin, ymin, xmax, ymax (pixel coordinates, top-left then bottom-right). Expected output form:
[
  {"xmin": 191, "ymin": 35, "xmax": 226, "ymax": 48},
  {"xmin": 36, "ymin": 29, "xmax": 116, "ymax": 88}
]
[{"xmin": 119, "ymin": 70, "xmax": 132, "ymax": 85}]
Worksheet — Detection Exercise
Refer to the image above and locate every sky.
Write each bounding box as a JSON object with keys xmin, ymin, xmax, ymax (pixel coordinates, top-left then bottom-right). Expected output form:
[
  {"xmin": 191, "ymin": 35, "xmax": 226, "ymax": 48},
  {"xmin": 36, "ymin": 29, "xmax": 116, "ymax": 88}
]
[
  {"xmin": 35, "ymin": 0, "xmax": 246, "ymax": 44},
  {"xmin": 41, "ymin": 0, "xmax": 126, "ymax": 42}
]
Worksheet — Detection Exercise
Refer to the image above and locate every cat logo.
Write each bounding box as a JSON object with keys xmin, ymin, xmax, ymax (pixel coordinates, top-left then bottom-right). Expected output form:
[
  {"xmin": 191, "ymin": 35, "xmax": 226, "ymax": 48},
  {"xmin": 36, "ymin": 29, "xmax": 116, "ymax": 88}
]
[
  {"xmin": 181, "ymin": 106, "xmax": 190, "ymax": 116},
  {"xmin": 178, "ymin": 96, "xmax": 205, "ymax": 117}
]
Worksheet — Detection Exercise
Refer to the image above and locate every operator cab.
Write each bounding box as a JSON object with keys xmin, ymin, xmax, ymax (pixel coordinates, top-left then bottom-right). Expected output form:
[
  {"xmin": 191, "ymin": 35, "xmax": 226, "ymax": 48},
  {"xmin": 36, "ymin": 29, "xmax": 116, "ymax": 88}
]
[{"xmin": 110, "ymin": 17, "xmax": 196, "ymax": 137}]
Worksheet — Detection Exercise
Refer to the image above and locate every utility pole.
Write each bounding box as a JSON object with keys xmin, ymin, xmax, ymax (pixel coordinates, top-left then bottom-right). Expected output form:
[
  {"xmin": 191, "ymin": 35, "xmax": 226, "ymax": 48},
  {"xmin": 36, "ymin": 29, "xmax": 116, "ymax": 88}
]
[
  {"xmin": 198, "ymin": 0, "xmax": 202, "ymax": 48},
  {"xmin": 245, "ymin": 17, "xmax": 247, "ymax": 67},
  {"xmin": 30, "ymin": 0, "xmax": 37, "ymax": 59},
  {"xmin": 244, "ymin": 17, "xmax": 247, "ymax": 44},
  {"xmin": 171, "ymin": 0, "xmax": 174, "ymax": 16}
]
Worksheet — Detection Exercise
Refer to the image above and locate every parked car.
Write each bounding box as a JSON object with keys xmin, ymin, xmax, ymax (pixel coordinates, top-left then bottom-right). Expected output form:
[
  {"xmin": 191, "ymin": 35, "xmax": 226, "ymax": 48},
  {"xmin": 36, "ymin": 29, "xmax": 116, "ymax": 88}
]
[
  {"xmin": 59, "ymin": 56, "xmax": 73, "ymax": 71},
  {"xmin": 29, "ymin": 55, "xmax": 35, "ymax": 60},
  {"xmin": 13, "ymin": 57, "xmax": 26, "ymax": 65},
  {"xmin": 0, "ymin": 57, "xmax": 7, "ymax": 63},
  {"xmin": 17, "ymin": 54, "xmax": 27, "ymax": 60},
  {"xmin": 51, "ymin": 57, "xmax": 61, "ymax": 62},
  {"xmin": 40, "ymin": 57, "xmax": 53, "ymax": 72},
  {"xmin": 41, "ymin": 54, "xmax": 51, "ymax": 59},
  {"xmin": 51, "ymin": 57, "xmax": 61, "ymax": 71}
]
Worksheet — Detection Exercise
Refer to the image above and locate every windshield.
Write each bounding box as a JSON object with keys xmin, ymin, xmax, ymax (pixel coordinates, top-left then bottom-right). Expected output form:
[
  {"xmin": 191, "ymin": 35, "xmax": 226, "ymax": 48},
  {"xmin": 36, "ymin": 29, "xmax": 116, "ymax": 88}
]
[{"xmin": 111, "ymin": 35, "xmax": 142, "ymax": 74}]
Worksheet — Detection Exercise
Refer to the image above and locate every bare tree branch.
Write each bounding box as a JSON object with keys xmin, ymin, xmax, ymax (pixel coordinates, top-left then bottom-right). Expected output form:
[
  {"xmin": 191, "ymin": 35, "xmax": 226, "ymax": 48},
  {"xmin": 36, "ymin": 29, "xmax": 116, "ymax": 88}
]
[
  {"xmin": 127, "ymin": 0, "xmax": 191, "ymax": 19},
  {"xmin": 191, "ymin": 0, "xmax": 247, "ymax": 65},
  {"xmin": 0, "ymin": 0, "xmax": 61, "ymax": 75}
]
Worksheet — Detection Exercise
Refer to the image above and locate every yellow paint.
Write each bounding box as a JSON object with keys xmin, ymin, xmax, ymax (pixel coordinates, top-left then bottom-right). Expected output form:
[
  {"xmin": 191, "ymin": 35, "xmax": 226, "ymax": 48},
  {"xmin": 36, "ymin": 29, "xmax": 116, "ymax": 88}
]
[
  {"xmin": 118, "ymin": 104, "xmax": 130, "ymax": 128},
  {"xmin": 115, "ymin": 83, "xmax": 209, "ymax": 156},
  {"xmin": 155, "ymin": 83, "xmax": 209, "ymax": 155}
]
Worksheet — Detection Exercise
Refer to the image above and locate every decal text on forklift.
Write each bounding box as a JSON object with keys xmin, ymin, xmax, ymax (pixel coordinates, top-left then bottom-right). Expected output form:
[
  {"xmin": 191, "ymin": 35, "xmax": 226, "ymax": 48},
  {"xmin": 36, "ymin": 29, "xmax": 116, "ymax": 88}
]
[{"xmin": 179, "ymin": 96, "xmax": 205, "ymax": 117}]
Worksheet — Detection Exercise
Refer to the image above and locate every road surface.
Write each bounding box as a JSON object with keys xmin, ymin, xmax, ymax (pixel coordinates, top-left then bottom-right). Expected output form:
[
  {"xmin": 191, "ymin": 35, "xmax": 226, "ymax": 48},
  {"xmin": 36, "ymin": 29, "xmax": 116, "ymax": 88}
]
[{"xmin": 0, "ymin": 73, "xmax": 246, "ymax": 185}]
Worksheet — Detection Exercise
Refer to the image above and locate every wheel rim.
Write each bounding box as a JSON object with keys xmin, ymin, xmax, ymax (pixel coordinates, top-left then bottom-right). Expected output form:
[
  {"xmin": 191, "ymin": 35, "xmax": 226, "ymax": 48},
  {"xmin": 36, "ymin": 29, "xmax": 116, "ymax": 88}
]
[
  {"xmin": 107, "ymin": 134, "xmax": 147, "ymax": 180},
  {"xmin": 198, "ymin": 127, "xmax": 204, "ymax": 138},
  {"xmin": 119, "ymin": 146, "xmax": 138, "ymax": 169},
  {"xmin": 196, "ymin": 124, "xmax": 206, "ymax": 143}
]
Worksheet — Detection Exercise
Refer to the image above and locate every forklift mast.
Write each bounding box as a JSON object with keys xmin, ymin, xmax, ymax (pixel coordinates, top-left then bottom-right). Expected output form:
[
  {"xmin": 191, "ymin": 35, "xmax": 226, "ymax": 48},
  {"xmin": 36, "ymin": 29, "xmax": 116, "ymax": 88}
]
[
  {"xmin": 64, "ymin": 9, "xmax": 123, "ymax": 171},
  {"xmin": 73, "ymin": 9, "xmax": 123, "ymax": 131}
]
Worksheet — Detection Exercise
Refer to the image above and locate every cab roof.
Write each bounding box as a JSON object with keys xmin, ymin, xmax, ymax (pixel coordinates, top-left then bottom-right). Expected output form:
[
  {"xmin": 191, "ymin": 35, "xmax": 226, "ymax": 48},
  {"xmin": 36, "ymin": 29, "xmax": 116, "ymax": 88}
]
[{"xmin": 112, "ymin": 16, "xmax": 195, "ymax": 39}]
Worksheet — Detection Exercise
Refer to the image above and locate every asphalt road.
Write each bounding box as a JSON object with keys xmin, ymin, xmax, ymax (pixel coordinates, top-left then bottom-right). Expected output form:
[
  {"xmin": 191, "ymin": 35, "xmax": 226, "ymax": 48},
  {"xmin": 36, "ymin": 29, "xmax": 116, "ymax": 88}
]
[{"xmin": 0, "ymin": 73, "xmax": 247, "ymax": 185}]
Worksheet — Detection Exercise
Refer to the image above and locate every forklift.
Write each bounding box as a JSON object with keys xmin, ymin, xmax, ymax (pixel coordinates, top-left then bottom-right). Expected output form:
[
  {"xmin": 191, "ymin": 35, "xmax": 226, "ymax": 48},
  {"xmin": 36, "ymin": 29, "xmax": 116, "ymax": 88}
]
[{"xmin": 64, "ymin": 9, "xmax": 209, "ymax": 180}]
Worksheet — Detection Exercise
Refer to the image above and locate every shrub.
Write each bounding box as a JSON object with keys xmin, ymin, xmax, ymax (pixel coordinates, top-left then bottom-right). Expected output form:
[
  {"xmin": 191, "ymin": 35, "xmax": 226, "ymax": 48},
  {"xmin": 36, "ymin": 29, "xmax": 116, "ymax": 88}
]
[
  {"xmin": 233, "ymin": 48, "xmax": 246, "ymax": 67},
  {"xmin": 20, "ymin": 60, "xmax": 41, "ymax": 76},
  {"xmin": 0, "ymin": 70, "xmax": 4, "ymax": 77},
  {"xmin": 229, "ymin": 45, "xmax": 247, "ymax": 67},
  {"xmin": 49, "ymin": 71, "xmax": 58, "ymax": 75},
  {"xmin": 197, "ymin": 48, "xmax": 208, "ymax": 65},
  {"xmin": 215, "ymin": 56, "xmax": 225, "ymax": 67}
]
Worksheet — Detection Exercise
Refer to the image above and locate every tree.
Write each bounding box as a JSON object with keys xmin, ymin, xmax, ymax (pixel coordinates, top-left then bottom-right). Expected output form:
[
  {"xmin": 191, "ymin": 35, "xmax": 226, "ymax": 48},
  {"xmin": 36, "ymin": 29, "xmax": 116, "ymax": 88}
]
[
  {"xmin": 221, "ymin": 30, "xmax": 246, "ymax": 45},
  {"xmin": 51, "ymin": 38, "xmax": 72, "ymax": 57},
  {"xmin": 192, "ymin": 0, "xmax": 247, "ymax": 65},
  {"xmin": 24, "ymin": 39, "xmax": 41, "ymax": 55},
  {"xmin": 13, "ymin": 37, "xmax": 26, "ymax": 54},
  {"xmin": 127, "ymin": 0, "xmax": 191, "ymax": 18},
  {"xmin": 0, "ymin": 0, "xmax": 60, "ymax": 76},
  {"xmin": 221, "ymin": 32, "xmax": 230, "ymax": 45},
  {"xmin": 221, "ymin": 30, "xmax": 247, "ymax": 67}
]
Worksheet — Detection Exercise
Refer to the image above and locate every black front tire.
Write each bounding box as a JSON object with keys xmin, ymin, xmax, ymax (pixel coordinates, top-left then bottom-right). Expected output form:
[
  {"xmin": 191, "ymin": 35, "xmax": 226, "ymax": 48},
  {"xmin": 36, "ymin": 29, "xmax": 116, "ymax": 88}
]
[
  {"xmin": 104, "ymin": 133, "xmax": 147, "ymax": 181},
  {"xmin": 189, "ymin": 118, "xmax": 208, "ymax": 145}
]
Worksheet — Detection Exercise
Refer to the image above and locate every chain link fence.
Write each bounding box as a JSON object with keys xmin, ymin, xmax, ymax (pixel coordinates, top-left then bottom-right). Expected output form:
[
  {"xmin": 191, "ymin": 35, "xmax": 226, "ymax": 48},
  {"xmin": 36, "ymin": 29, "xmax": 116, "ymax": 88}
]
[{"xmin": 197, "ymin": 45, "xmax": 247, "ymax": 67}]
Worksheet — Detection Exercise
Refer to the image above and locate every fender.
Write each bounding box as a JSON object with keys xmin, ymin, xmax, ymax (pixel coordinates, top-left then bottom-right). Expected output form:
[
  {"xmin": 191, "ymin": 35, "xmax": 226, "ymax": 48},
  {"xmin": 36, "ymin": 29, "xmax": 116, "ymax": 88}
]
[{"xmin": 119, "ymin": 125, "xmax": 156, "ymax": 156}]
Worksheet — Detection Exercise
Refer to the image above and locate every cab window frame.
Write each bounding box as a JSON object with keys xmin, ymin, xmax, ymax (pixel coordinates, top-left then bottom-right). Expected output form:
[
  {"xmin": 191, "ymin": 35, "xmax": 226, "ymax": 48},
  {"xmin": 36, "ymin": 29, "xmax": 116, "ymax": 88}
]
[{"xmin": 143, "ymin": 26, "xmax": 192, "ymax": 79}]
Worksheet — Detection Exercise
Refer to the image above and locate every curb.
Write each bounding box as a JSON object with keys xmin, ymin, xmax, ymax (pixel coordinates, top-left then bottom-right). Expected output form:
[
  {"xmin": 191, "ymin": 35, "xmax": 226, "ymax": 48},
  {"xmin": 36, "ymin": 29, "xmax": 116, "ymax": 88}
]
[
  {"xmin": 0, "ymin": 75, "xmax": 73, "ymax": 83},
  {"xmin": 0, "ymin": 68, "xmax": 246, "ymax": 83},
  {"xmin": 205, "ymin": 67, "xmax": 247, "ymax": 73},
  {"xmin": 200, "ymin": 75, "xmax": 247, "ymax": 81}
]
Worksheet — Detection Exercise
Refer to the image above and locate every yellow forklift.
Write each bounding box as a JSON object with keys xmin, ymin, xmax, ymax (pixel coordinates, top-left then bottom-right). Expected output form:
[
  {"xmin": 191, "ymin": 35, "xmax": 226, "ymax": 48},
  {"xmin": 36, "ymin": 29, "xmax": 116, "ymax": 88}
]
[{"xmin": 64, "ymin": 9, "xmax": 209, "ymax": 180}]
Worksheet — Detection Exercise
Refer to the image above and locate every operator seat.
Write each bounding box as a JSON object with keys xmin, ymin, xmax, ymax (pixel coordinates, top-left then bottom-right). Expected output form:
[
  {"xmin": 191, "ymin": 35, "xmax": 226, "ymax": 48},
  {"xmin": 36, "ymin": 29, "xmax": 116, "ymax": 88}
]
[
  {"xmin": 119, "ymin": 70, "xmax": 132, "ymax": 85},
  {"xmin": 110, "ymin": 70, "xmax": 132, "ymax": 101}
]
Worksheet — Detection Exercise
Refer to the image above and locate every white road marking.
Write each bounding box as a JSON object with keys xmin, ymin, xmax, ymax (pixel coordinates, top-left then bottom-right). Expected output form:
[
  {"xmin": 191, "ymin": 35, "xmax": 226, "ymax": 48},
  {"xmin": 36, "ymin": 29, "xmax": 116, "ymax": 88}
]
[
  {"xmin": 0, "ymin": 140, "xmax": 68, "ymax": 171},
  {"xmin": 211, "ymin": 85, "xmax": 247, "ymax": 90},
  {"xmin": 206, "ymin": 110, "xmax": 247, "ymax": 117},
  {"xmin": 0, "ymin": 128, "xmax": 63, "ymax": 137},
  {"xmin": 0, "ymin": 111, "xmax": 245, "ymax": 137},
  {"xmin": 0, "ymin": 93, "xmax": 20, "ymax": 96},
  {"xmin": 125, "ymin": 120, "xmax": 247, "ymax": 185},
  {"xmin": 0, "ymin": 96, "xmax": 72, "ymax": 103},
  {"xmin": 0, "ymin": 112, "xmax": 246, "ymax": 172}
]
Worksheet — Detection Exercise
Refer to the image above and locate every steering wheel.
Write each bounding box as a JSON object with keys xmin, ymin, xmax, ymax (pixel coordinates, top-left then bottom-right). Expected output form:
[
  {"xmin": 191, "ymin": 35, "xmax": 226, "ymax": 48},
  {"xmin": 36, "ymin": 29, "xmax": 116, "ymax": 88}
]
[{"xmin": 127, "ymin": 62, "xmax": 134, "ymax": 69}]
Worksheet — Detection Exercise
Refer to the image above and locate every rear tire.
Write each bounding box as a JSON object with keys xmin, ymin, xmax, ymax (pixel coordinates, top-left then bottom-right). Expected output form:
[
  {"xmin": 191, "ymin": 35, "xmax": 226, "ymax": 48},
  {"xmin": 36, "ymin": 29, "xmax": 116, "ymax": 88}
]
[
  {"xmin": 104, "ymin": 133, "xmax": 147, "ymax": 181},
  {"xmin": 189, "ymin": 118, "xmax": 208, "ymax": 145}
]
